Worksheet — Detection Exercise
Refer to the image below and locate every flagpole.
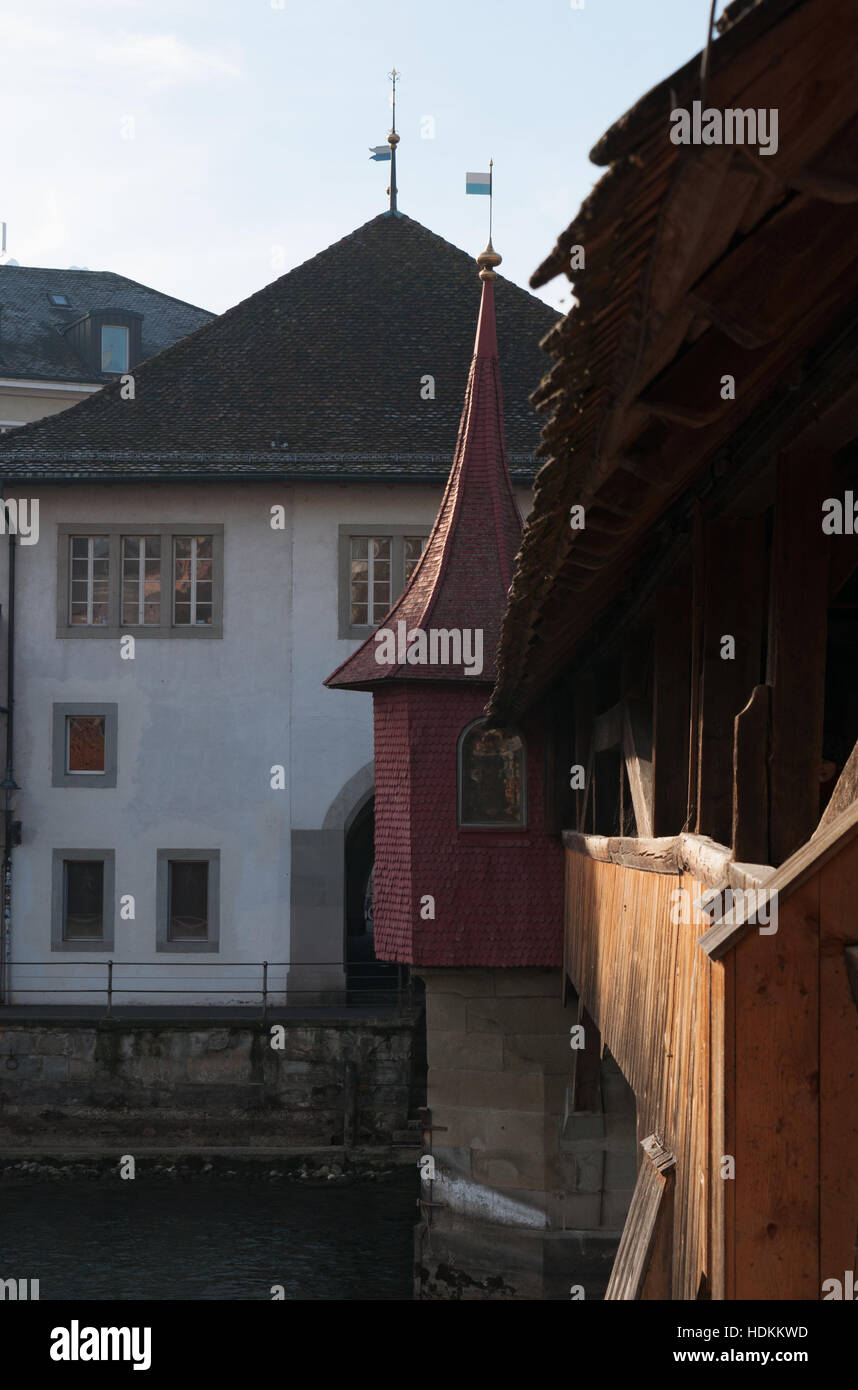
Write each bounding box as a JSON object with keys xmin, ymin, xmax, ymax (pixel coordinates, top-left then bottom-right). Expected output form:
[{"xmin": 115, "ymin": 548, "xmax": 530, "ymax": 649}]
[{"xmin": 489, "ymin": 158, "xmax": 493, "ymax": 243}]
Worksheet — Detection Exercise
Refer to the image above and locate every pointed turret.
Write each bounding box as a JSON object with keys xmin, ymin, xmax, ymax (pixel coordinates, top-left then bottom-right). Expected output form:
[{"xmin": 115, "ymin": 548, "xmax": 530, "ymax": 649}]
[{"xmin": 326, "ymin": 240, "xmax": 522, "ymax": 691}]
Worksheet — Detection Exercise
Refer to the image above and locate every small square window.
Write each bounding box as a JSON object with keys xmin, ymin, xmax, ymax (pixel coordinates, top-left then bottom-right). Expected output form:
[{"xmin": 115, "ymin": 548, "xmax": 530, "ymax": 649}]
[
  {"xmin": 66, "ymin": 715, "xmax": 106, "ymax": 774},
  {"xmin": 102, "ymin": 324, "xmax": 129, "ymax": 373},
  {"xmin": 52, "ymin": 704, "xmax": 117, "ymax": 788},
  {"xmin": 51, "ymin": 849, "xmax": 115, "ymax": 951},
  {"xmin": 48, "ymin": 293, "xmax": 71, "ymax": 307}
]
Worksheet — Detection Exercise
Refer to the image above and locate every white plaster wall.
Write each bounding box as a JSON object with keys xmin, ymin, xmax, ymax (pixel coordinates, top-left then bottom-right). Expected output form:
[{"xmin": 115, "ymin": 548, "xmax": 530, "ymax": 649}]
[{"xmin": 0, "ymin": 477, "xmax": 534, "ymax": 1004}]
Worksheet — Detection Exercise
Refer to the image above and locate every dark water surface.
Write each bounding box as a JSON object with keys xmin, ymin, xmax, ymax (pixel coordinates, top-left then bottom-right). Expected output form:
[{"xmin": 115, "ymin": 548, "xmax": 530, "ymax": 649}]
[{"xmin": 0, "ymin": 1173, "xmax": 416, "ymax": 1300}]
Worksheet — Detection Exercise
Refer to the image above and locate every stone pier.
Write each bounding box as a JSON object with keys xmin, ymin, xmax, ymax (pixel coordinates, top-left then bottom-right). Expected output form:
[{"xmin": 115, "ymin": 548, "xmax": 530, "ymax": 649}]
[{"xmin": 413, "ymin": 968, "xmax": 637, "ymax": 1300}]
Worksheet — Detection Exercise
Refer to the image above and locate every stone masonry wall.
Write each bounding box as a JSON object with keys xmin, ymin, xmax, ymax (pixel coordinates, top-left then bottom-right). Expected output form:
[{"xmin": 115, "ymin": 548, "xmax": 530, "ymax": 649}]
[
  {"xmin": 414, "ymin": 967, "xmax": 637, "ymax": 1300},
  {"xmin": 0, "ymin": 1017, "xmax": 417, "ymax": 1148}
]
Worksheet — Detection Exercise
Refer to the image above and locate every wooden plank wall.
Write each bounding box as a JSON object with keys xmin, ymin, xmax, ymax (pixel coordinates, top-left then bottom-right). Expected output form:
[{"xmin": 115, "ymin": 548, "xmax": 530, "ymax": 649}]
[
  {"xmin": 564, "ymin": 850, "xmax": 722, "ymax": 1298},
  {"xmin": 819, "ymin": 836, "xmax": 858, "ymax": 1287},
  {"xmin": 731, "ymin": 880, "xmax": 820, "ymax": 1298}
]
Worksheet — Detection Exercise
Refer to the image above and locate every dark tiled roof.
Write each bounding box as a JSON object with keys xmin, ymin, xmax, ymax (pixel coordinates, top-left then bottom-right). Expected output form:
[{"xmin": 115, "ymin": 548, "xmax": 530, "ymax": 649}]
[
  {"xmin": 0, "ymin": 264, "xmax": 211, "ymax": 384},
  {"xmin": 327, "ymin": 271, "xmax": 522, "ymax": 689},
  {"xmin": 0, "ymin": 213, "xmax": 557, "ymax": 478}
]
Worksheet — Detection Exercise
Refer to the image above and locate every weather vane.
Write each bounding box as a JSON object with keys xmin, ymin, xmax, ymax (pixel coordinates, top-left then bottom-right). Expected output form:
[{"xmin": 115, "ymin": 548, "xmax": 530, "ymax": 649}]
[{"xmin": 368, "ymin": 69, "xmax": 401, "ymax": 214}]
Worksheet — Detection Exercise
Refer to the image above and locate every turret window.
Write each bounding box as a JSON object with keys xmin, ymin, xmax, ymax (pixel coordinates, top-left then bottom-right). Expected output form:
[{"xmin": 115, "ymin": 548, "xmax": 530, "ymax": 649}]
[{"xmin": 458, "ymin": 719, "xmax": 526, "ymax": 827}]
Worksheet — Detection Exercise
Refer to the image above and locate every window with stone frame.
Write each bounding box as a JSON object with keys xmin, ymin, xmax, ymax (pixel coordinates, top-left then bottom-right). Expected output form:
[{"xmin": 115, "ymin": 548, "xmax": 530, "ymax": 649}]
[{"xmin": 338, "ymin": 525, "xmax": 430, "ymax": 638}]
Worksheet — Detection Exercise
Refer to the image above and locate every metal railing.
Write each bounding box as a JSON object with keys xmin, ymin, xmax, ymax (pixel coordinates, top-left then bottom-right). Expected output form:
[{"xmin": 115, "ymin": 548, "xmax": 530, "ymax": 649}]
[{"xmin": 5, "ymin": 959, "xmax": 416, "ymax": 1018}]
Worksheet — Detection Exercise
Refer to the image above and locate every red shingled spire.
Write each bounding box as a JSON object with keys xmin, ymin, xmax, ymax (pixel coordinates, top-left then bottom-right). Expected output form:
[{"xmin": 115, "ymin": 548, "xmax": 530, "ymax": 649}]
[{"xmin": 326, "ymin": 239, "xmax": 522, "ymax": 690}]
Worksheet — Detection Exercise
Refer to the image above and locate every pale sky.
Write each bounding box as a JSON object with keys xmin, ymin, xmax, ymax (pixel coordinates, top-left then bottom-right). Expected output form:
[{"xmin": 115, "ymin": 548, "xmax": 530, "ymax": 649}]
[{"xmin": 1, "ymin": 0, "xmax": 718, "ymax": 315}]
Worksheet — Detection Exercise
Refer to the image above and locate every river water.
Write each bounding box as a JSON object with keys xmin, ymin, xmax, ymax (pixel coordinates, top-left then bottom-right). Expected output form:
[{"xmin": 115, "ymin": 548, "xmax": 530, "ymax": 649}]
[{"xmin": 0, "ymin": 1172, "xmax": 415, "ymax": 1300}]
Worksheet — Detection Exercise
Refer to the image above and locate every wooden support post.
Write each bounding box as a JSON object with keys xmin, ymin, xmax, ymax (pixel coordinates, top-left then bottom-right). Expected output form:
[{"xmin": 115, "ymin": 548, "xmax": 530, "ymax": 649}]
[
  {"xmin": 696, "ymin": 518, "xmax": 767, "ymax": 847},
  {"xmin": 623, "ymin": 699, "xmax": 654, "ymax": 838},
  {"xmin": 687, "ymin": 506, "xmax": 704, "ymax": 830},
  {"xmin": 768, "ymin": 451, "xmax": 832, "ymax": 864},
  {"xmin": 574, "ymin": 674, "xmax": 595, "ymax": 832},
  {"xmin": 732, "ymin": 683, "xmax": 770, "ymax": 864},
  {"xmin": 653, "ymin": 587, "xmax": 692, "ymax": 835}
]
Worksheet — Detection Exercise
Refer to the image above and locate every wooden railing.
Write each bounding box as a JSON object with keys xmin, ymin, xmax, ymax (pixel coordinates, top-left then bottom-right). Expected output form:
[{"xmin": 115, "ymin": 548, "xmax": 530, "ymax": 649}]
[{"xmin": 562, "ymin": 831, "xmax": 772, "ymax": 1299}]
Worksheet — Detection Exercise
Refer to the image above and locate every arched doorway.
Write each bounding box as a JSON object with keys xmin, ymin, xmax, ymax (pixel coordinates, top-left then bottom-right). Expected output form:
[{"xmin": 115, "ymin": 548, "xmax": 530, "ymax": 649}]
[{"xmin": 344, "ymin": 796, "xmax": 396, "ymax": 1002}]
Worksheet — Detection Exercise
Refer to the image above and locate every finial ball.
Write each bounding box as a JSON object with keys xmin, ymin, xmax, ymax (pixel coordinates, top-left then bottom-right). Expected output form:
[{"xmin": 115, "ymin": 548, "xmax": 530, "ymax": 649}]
[{"xmin": 476, "ymin": 237, "xmax": 502, "ymax": 278}]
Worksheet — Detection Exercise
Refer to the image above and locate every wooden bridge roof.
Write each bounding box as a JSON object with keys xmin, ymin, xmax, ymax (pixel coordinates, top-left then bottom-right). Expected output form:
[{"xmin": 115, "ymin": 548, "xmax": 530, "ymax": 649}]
[{"xmin": 489, "ymin": 0, "xmax": 858, "ymax": 722}]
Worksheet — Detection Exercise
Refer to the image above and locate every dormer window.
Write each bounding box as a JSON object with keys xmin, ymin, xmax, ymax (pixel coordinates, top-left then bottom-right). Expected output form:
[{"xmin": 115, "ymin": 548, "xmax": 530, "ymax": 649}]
[
  {"xmin": 458, "ymin": 719, "xmax": 526, "ymax": 827},
  {"xmin": 63, "ymin": 308, "xmax": 142, "ymax": 377},
  {"xmin": 101, "ymin": 324, "xmax": 129, "ymax": 373}
]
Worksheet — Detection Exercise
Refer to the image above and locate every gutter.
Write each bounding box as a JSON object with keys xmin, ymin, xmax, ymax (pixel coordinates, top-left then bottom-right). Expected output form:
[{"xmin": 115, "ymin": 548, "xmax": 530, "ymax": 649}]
[{"xmin": 0, "ymin": 488, "xmax": 17, "ymax": 1005}]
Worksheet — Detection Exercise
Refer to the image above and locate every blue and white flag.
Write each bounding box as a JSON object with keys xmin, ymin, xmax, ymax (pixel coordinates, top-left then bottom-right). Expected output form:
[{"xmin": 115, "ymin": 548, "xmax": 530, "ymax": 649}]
[
  {"xmin": 466, "ymin": 171, "xmax": 491, "ymax": 195},
  {"xmin": 369, "ymin": 145, "xmax": 391, "ymax": 162}
]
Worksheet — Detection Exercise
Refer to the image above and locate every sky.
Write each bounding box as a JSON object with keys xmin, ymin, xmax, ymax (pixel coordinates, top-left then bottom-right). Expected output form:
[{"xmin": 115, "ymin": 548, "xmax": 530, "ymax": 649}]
[{"xmin": 1, "ymin": 0, "xmax": 721, "ymax": 315}]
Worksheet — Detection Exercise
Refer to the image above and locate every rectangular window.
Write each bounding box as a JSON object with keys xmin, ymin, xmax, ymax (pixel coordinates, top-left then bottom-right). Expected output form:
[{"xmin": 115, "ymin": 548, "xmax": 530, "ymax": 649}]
[
  {"xmin": 69, "ymin": 536, "xmax": 110, "ymax": 626},
  {"xmin": 168, "ymin": 861, "xmax": 208, "ymax": 940},
  {"xmin": 122, "ymin": 535, "xmax": 161, "ymax": 625},
  {"xmin": 64, "ymin": 860, "xmax": 104, "ymax": 940},
  {"xmin": 338, "ymin": 526, "xmax": 430, "ymax": 638},
  {"xmin": 53, "ymin": 704, "xmax": 118, "ymax": 788},
  {"xmin": 58, "ymin": 525, "xmax": 223, "ymax": 639},
  {"xmin": 174, "ymin": 535, "xmax": 214, "ymax": 626},
  {"xmin": 403, "ymin": 536, "xmax": 427, "ymax": 584},
  {"xmin": 51, "ymin": 849, "xmax": 115, "ymax": 952},
  {"xmin": 66, "ymin": 715, "xmax": 106, "ymax": 774},
  {"xmin": 102, "ymin": 324, "xmax": 129, "ymax": 373},
  {"xmin": 350, "ymin": 536, "xmax": 391, "ymax": 627},
  {"xmin": 157, "ymin": 850, "xmax": 220, "ymax": 952}
]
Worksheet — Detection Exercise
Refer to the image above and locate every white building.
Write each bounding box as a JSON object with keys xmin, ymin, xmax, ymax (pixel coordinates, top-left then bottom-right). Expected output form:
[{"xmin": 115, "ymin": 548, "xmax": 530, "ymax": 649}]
[{"xmin": 0, "ymin": 212, "xmax": 555, "ymax": 1008}]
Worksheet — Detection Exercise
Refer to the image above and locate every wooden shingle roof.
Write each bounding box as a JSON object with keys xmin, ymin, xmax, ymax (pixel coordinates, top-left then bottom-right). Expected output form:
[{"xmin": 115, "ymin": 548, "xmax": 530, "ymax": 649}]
[
  {"xmin": 326, "ymin": 263, "xmax": 522, "ymax": 688},
  {"xmin": 489, "ymin": 0, "xmax": 858, "ymax": 722}
]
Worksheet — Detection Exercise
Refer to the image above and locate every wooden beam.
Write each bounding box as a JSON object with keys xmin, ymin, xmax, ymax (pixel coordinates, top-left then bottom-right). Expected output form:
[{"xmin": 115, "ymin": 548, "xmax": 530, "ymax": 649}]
[
  {"xmin": 592, "ymin": 700, "xmax": 624, "ymax": 752},
  {"xmin": 639, "ymin": 330, "xmax": 757, "ymax": 428},
  {"xmin": 768, "ymin": 452, "xmax": 832, "ymax": 864},
  {"xmin": 623, "ymin": 699, "xmax": 654, "ymax": 838},
  {"xmin": 732, "ymin": 684, "xmax": 770, "ymax": 865},
  {"xmin": 687, "ymin": 505, "xmax": 704, "ymax": 829},
  {"xmin": 574, "ymin": 674, "xmax": 595, "ymax": 833},
  {"xmin": 563, "ymin": 829, "xmax": 773, "ymax": 893},
  {"xmin": 688, "ymin": 197, "xmax": 858, "ymax": 349},
  {"xmin": 696, "ymin": 518, "xmax": 767, "ymax": 848},
  {"xmin": 653, "ymin": 587, "xmax": 692, "ymax": 834},
  {"xmin": 606, "ymin": 1135, "xmax": 676, "ymax": 1301},
  {"xmin": 816, "ymin": 731, "xmax": 858, "ymax": 836}
]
